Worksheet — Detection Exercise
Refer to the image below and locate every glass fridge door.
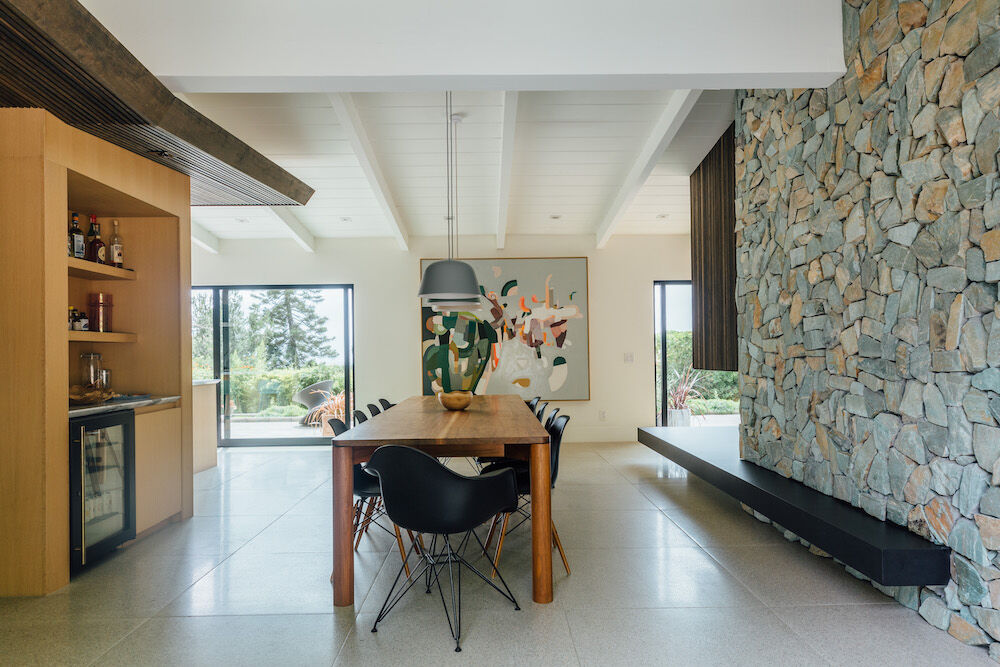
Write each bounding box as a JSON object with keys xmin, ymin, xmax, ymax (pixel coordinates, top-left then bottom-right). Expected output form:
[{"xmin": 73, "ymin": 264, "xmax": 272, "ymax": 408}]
[{"xmin": 82, "ymin": 423, "xmax": 126, "ymax": 549}]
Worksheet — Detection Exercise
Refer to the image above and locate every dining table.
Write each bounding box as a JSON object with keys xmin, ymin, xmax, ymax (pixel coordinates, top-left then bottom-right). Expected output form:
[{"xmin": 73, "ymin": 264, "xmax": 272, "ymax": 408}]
[{"xmin": 330, "ymin": 394, "xmax": 553, "ymax": 607}]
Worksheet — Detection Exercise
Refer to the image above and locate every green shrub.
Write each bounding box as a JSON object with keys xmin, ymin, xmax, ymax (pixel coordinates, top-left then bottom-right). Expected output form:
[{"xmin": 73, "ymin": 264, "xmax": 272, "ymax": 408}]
[
  {"xmin": 688, "ymin": 398, "xmax": 739, "ymax": 415},
  {"xmin": 659, "ymin": 330, "xmax": 739, "ymax": 401},
  {"xmin": 228, "ymin": 364, "xmax": 345, "ymax": 414}
]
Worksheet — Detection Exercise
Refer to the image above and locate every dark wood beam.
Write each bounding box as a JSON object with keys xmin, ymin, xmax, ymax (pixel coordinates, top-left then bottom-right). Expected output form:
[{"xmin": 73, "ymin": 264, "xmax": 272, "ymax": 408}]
[{"xmin": 0, "ymin": 0, "xmax": 314, "ymax": 206}]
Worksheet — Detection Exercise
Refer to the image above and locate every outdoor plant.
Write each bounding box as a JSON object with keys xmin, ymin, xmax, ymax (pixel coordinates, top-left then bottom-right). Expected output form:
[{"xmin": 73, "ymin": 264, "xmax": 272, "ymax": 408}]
[
  {"xmin": 306, "ymin": 389, "xmax": 346, "ymax": 427},
  {"xmin": 668, "ymin": 365, "xmax": 703, "ymax": 410}
]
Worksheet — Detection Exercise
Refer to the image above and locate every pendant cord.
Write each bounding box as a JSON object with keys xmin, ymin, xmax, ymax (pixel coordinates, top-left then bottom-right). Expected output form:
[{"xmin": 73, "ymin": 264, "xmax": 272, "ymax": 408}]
[{"xmin": 445, "ymin": 91, "xmax": 453, "ymax": 261}]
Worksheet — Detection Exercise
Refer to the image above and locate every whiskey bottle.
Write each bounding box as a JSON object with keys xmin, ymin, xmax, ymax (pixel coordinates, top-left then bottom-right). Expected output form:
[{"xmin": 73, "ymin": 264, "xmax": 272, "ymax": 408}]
[
  {"xmin": 109, "ymin": 220, "xmax": 124, "ymax": 268},
  {"xmin": 69, "ymin": 213, "xmax": 85, "ymax": 258},
  {"xmin": 85, "ymin": 215, "xmax": 106, "ymax": 264}
]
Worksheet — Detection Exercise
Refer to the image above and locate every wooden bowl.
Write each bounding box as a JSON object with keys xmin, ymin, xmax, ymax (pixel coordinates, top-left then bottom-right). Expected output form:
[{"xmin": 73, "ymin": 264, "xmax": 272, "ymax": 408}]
[{"xmin": 437, "ymin": 390, "xmax": 473, "ymax": 411}]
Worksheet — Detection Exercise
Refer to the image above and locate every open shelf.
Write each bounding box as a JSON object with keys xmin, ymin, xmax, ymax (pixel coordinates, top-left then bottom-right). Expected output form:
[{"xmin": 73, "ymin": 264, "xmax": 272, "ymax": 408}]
[
  {"xmin": 67, "ymin": 331, "xmax": 137, "ymax": 343},
  {"xmin": 67, "ymin": 257, "xmax": 135, "ymax": 281}
]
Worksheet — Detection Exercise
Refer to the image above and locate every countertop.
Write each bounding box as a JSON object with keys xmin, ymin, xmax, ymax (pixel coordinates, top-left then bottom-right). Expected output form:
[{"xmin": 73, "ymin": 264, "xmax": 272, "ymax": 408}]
[
  {"xmin": 193, "ymin": 379, "xmax": 221, "ymax": 386},
  {"xmin": 69, "ymin": 395, "xmax": 182, "ymax": 418}
]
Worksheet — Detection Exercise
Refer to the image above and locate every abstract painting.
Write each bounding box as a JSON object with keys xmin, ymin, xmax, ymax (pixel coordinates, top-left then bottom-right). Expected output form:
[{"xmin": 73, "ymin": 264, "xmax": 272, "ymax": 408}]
[{"xmin": 420, "ymin": 257, "xmax": 589, "ymax": 400}]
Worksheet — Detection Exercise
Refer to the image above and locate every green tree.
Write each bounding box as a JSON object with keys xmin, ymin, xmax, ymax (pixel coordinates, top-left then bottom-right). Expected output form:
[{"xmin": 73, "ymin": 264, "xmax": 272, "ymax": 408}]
[
  {"xmin": 250, "ymin": 289, "xmax": 336, "ymax": 369},
  {"xmin": 191, "ymin": 291, "xmax": 214, "ymax": 380}
]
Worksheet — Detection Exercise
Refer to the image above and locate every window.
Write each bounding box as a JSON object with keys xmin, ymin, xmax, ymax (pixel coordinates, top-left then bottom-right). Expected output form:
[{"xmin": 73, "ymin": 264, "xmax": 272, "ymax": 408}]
[
  {"xmin": 191, "ymin": 284, "xmax": 355, "ymax": 446},
  {"xmin": 654, "ymin": 281, "xmax": 740, "ymax": 427}
]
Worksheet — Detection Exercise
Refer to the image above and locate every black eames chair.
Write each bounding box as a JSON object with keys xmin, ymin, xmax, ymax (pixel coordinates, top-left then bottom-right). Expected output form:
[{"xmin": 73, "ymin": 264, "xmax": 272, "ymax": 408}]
[
  {"xmin": 353, "ymin": 409, "xmax": 368, "ymax": 424},
  {"xmin": 327, "ymin": 419, "xmax": 413, "ymax": 574},
  {"xmin": 379, "ymin": 398, "xmax": 394, "ymax": 410},
  {"xmin": 481, "ymin": 414, "xmax": 571, "ymax": 577},
  {"xmin": 364, "ymin": 445, "xmax": 521, "ymax": 652},
  {"xmin": 526, "ymin": 396, "xmax": 540, "ymax": 412},
  {"xmin": 534, "ymin": 401, "xmax": 549, "ymax": 421}
]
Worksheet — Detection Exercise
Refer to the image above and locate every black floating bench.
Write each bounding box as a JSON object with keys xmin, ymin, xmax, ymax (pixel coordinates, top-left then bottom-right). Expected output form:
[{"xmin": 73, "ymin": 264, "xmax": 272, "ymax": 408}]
[{"xmin": 638, "ymin": 426, "xmax": 950, "ymax": 586}]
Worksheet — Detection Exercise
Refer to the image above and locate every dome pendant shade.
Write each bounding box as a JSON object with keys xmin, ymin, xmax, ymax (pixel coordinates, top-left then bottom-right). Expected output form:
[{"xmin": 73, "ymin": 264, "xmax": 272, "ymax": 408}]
[
  {"xmin": 418, "ymin": 259, "xmax": 481, "ymax": 300},
  {"xmin": 424, "ymin": 296, "xmax": 483, "ymax": 313}
]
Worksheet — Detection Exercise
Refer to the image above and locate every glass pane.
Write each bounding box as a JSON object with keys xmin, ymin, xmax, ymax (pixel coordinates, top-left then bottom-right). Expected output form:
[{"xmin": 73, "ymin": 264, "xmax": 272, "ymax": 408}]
[
  {"xmin": 223, "ymin": 287, "xmax": 348, "ymax": 441},
  {"xmin": 83, "ymin": 424, "xmax": 125, "ymax": 546},
  {"xmin": 191, "ymin": 289, "xmax": 215, "ymax": 381},
  {"xmin": 655, "ymin": 283, "xmax": 741, "ymax": 427}
]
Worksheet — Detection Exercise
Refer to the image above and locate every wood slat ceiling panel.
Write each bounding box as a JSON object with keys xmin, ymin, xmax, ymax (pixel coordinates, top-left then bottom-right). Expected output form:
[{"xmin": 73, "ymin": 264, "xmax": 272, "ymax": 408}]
[{"xmin": 0, "ymin": 0, "xmax": 313, "ymax": 206}]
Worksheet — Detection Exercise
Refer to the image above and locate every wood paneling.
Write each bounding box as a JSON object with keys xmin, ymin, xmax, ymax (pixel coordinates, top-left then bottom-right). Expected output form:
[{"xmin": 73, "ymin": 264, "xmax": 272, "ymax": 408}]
[
  {"xmin": 134, "ymin": 408, "xmax": 182, "ymax": 533},
  {"xmin": 0, "ymin": 0, "xmax": 313, "ymax": 206},
  {"xmin": 690, "ymin": 123, "xmax": 737, "ymax": 372},
  {"xmin": 192, "ymin": 383, "xmax": 218, "ymax": 473},
  {"xmin": 1, "ymin": 108, "xmax": 191, "ymax": 595}
]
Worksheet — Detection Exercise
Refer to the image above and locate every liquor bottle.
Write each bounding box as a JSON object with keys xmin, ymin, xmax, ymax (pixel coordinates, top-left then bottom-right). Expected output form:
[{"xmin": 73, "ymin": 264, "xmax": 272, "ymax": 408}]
[
  {"xmin": 69, "ymin": 213, "xmax": 85, "ymax": 258},
  {"xmin": 85, "ymin": 215, "xmax": 106, "ymax": 264},
  {"xmin": 109, "ymin": 219, "xmax": 124, "ymax": 268}
]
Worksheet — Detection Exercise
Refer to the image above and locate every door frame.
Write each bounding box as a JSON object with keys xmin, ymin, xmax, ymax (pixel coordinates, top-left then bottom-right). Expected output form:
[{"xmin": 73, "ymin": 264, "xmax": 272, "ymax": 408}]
[{"xmin": 193, "ymin": 283, "xmax": 355, "ymax": 447}]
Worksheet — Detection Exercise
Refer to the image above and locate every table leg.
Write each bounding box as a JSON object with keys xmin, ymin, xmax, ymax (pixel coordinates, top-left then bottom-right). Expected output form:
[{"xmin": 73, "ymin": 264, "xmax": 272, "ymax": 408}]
[
  {"xmin": 332, "ymin": 446, "xmax": 354, "ymax": 606},
  {"xmin": 530, "ymin": 441, "xmax": 553, "ymax": 604}
]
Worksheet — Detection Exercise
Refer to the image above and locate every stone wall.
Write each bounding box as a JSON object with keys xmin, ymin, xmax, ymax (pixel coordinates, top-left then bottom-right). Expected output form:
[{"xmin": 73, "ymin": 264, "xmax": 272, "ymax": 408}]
[{"xmin": 735, "ymin": 0, "xmax": 1000, "ymax": 656}]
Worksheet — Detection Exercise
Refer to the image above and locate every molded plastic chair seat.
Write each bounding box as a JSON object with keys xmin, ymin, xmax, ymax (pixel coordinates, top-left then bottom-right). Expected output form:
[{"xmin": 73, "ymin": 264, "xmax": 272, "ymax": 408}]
[{"xmin": 364, "ymin": 445, "xmax": 521, "ymax": 651}]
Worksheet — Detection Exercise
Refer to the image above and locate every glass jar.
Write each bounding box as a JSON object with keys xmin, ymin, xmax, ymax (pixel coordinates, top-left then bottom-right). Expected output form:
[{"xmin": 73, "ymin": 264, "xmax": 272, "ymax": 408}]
[
  {"xmin": 80, "ymin": 352, "xmax": 102, "ymax": 388},
  {"xmin": 88, "ymin": 292, "xmax": 113, "ymax": 332}
]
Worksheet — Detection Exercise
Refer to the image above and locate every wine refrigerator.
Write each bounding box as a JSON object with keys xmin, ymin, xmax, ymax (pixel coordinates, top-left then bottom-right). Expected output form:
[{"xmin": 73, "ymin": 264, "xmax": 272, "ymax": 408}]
[{"xmin": 69, "ymin": 410, "xmax": 136, "ymax": 573}]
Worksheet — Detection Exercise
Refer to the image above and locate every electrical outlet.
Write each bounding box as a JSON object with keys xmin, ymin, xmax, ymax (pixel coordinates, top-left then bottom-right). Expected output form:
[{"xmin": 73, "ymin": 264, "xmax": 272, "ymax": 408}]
[
  {"xmin": 598, "ymin": 409, "xmax": 607, "ymax": 421},
  {"xmin": 624, "ymin": 352, "xmax": 634, "ymax": 364}
]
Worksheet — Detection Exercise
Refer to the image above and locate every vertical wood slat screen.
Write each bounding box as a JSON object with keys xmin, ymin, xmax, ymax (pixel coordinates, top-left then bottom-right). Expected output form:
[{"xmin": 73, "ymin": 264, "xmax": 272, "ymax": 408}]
[{"xmin": 690, "ymin": 122, "xmax": 737, "ymax": 372}]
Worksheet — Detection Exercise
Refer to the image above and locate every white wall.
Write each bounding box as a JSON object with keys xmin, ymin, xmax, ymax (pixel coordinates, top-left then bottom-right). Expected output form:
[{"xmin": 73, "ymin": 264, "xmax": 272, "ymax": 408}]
[
  {"xmin": 82, "ymin": 0, "xmax": 844, "ymax": 91},
  {"xmin": 192, "ymin": 233, "xmax": 690, "ymax": 442}
]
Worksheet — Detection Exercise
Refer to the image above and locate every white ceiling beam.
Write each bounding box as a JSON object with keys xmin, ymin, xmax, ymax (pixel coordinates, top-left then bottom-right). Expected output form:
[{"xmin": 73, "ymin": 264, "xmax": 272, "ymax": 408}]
[
  {"xmin": 496, "ymin": 91, "xmax": 518, "ymax": 249},
  {"xmin": 191, "ymin": 221, "xmax": 220, "ymax": 254},
  {"xmin": 269, "ymin": 206, "xmax": 316, "ymax": 252},
  {"xmin": 328, "ymin": 93, "xmax": 409, "ymax": 250},
  {"xmin": 595, "ymin": 89, "xmax": 702, "ymax": 249}
]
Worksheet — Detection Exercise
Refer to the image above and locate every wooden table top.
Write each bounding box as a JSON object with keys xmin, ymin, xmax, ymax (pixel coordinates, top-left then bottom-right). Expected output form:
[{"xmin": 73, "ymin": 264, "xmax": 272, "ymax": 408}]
[{"xmin": 333, "ymin": 394, "xmax": 549, "ymax": 447}]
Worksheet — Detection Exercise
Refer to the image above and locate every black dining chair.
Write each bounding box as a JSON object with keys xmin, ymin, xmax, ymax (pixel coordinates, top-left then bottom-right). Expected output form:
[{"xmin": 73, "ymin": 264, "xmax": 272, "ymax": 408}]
[
  {"xmin": 327, "ymin": 419, "xmax": 413, "ymax": 573},
  {"xmin": 534, "ymin": 401, "xmax": 549, "ymax": 422},
  {"xmin": 481, "ymin": 414, "xmax": 571, "ymax": 577},
  {"xmin": 544, "ymin": 407, "xmax": 560, "ymax": 431},
  {"xmin": 353, "ymin": 410, "xmax": 368, "ymax": 424},
  {"xmin": 368, "ymin": 403, "xmax": 381, "ymax": 417},
  {"xmin": 526, "ymin": 396, "xmax": 540, "ymax": 412},
  {"xmin": 364, "ymin": 445, "xmax": 521, "ymax": 652},
  {"xmin": 379, "ymin": 398, "xmax": 394, "ymax": 410}
]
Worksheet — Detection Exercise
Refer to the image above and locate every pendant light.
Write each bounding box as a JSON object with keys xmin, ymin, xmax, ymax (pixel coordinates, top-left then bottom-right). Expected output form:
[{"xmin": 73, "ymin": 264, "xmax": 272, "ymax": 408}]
[{"xmin": 418, "ymin": 91, "xmax": 482, "ymax": 312}]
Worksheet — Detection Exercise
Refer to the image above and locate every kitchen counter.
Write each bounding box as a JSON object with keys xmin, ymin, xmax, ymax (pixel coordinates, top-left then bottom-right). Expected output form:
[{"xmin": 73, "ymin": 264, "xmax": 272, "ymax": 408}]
[
  {"xmin": 193, "ymin": 379, "xmax": 220, "ymax": 386},
  {"xmin": 69, "ymin": 395, "xmax": 181, "ymax": 418}
]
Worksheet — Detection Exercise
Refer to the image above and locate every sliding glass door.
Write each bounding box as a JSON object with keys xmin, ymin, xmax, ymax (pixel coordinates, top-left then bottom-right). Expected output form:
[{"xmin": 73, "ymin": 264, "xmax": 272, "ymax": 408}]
[
  {"xmin": 192, "ymin": 284, "xmax": 355, "ymax": 446},
  {"xmin": 653, "ymin": 281, "xmax": 740, "ymax": 427}
]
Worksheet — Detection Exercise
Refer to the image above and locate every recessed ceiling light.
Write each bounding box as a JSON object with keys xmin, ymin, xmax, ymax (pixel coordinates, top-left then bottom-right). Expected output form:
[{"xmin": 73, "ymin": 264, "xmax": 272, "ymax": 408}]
[
  {"xmin": 235, "ymin": 217, "xmax": 251, "ymax": 224},
  {"xmin": 549, "ymin": 214, "xmax": 562, "ymax": 220},
  {"xmin": 340, "ymin": 217, "xmax": 353, "ymax": 223},
  {"xmin": 656, "ymin": 213, "xmax": 669, "ymax": 220}
]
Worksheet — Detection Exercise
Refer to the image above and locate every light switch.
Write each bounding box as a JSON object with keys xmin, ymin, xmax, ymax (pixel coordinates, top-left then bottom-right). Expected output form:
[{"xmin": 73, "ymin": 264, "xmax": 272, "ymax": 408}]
[{"xmin": 624, "ymin": 352, "xmax": 634, "ymax": 364}]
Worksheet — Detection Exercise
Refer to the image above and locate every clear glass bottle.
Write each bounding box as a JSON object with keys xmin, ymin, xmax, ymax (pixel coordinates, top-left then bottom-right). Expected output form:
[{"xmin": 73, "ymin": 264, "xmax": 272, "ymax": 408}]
[{"xmin": 109, "ymin": 220, "xmax": 124, "ymax": 268}]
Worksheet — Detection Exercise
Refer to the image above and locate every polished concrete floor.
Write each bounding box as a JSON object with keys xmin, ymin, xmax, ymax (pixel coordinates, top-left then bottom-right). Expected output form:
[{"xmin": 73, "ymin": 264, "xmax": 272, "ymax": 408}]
[{"xmin": 0, "ymin": 442, "xmax": 988, "ymax": 665}]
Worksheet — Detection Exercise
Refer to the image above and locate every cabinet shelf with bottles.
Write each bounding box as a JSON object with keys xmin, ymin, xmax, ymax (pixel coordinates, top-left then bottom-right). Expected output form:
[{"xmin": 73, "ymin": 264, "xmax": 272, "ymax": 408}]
[{"xmin": 67, "ymin": 257, "xmax": 136, "ymax": 281}]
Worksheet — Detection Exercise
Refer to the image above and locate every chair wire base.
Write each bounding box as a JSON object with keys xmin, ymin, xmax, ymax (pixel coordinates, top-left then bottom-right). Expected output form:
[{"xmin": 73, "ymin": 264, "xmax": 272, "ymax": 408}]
[{"xmin": 371, "ymin": 529, "xmax": 520, "ymax": 652}]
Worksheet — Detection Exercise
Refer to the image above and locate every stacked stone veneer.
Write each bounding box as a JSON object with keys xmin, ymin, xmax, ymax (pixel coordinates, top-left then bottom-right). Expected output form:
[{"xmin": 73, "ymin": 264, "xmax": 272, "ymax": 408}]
[{"xmin": 735, "ymin": 0, "xmax": 1000, "ymax": 656}]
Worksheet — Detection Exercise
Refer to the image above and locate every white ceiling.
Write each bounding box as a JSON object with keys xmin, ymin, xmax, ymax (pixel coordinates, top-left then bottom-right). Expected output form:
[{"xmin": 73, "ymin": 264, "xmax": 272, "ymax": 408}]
[
  {"xmin": 80, "ymin": 0, "xmax": 844, "ymax": 92},
  {"xmin": 186, "ymin": 89, "xmax": 735, "ymax": 245}
]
